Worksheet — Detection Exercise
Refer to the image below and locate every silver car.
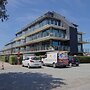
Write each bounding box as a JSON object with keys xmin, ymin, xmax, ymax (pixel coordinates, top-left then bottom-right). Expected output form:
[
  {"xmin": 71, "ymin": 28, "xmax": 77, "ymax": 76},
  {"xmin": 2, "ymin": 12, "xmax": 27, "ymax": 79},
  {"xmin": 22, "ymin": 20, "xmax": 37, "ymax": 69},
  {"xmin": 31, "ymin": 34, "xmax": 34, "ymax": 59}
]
[{"xmin": 22, "ymin": 56, "xmax": 42, "ymax": 68}]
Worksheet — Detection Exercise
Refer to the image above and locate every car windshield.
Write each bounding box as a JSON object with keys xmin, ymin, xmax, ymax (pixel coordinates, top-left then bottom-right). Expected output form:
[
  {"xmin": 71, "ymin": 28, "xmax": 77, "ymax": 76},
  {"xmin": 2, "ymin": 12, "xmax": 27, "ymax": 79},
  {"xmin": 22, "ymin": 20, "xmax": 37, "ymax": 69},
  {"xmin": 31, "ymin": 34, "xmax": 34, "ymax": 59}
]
[{"xmin": 31, "ymin": 57, "xmax": 40, "ymax": 60}]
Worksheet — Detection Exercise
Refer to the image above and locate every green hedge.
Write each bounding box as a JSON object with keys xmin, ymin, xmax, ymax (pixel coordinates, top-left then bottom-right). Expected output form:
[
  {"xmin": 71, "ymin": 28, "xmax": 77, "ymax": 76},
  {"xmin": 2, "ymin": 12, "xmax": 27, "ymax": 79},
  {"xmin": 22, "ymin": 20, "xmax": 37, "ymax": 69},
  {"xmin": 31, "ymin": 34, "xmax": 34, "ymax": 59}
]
[
  {"xmin": 0, "ymin": 55, "xmax": 9, "ymax": 62},
  {"xmin": 9, "ymin": 55, "xmax": 17, "ymax": 65},
  {"xmin": 75, "ymin": 56, "xmax": 90, "ymax": 63},
  {"xmin": 0, "ymin": 55, "xmax": 5, "ymax": 61},
  {"xmin": 9, "ymin": 55, "xmax": 23, "ymax": 65},
  {"xmin": 0, "ymin": 55, "xmax": 23, "ymax": 65}
]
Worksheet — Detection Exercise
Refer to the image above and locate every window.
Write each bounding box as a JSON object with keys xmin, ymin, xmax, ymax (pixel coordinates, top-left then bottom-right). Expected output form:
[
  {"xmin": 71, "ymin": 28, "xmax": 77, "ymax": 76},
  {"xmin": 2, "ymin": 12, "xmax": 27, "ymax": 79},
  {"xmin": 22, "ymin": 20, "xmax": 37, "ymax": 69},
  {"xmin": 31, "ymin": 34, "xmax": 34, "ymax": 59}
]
[
  {"xmin": 53, "ymin": 29, "xmax": 59, "ymax": 37},
  {"xmin": 78, "ymin": 45, "xmax": 82, "ymax": 52},
  {"xmin": 78, "ymin": 34, "xmax": 82, "ymax": 42},
  {"xmin": 55, "ymin": 20, "xmax": 57, "ymax": 25},
  {"xmin": 31, "ymin": 57, "xmax": 40, "ymax": 60},
  {"xmin": 51, "ymin": 19, "xmax": 53, "ymax": 24},
  {"xmin": 52, "ymin": 41, "xmax": 59, "ymax": 46},
  {"xmin": 58, "ymin": 20, "xmax": 61, "ymax": 26}
]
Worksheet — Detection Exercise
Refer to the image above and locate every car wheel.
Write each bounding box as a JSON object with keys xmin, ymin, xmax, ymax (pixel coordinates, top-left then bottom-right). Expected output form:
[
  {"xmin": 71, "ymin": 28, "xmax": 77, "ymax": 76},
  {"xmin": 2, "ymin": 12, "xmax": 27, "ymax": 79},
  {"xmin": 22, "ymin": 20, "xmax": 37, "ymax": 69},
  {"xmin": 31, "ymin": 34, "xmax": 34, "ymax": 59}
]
[
  {"xmin": 64, "ymin": 65, "xmax": 66, "ymax": 68},
  {"xmin": 39, "ymin": 66, "xmax": 42, "ymax": 68},
  {"xmin": 69, "ymin": 63, "xmax": 72, "ymax": 67},
  {"xmin": 53, "ymin": 63, "xmax": 56, "ymax": 68},
  {"xmin": 76, "ymin": 64, "xmax": 79, "ymax": 66},
  {"xmin": 28, "ymin": 64, "xmax": 30, "ymax": 68},
  {"xmin": 22, "ymin": 64, "xmax": 24, "ymax": 67},
  {"xmin": 71, "ymin": 64, "xmax": 74, "ymax": 66}
]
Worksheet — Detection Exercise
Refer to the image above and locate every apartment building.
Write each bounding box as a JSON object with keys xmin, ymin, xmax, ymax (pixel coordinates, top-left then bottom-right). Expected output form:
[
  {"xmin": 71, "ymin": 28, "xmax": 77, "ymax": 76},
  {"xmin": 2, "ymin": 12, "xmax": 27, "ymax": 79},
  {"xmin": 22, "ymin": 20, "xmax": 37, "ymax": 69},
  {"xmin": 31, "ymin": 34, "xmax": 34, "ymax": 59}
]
[{"xmin": 1, "ymin": 11, "xmax": 85, "ymax": 55}]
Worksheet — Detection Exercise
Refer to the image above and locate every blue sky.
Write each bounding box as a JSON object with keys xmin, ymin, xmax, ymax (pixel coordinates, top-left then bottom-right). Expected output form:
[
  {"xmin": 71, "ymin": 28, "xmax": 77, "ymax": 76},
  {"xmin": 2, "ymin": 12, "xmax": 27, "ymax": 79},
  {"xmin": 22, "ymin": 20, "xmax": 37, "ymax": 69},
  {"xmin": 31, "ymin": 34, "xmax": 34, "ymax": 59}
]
[{"xmin": 0, "ymin": 0, "xmax": 90, "ymax": 51}]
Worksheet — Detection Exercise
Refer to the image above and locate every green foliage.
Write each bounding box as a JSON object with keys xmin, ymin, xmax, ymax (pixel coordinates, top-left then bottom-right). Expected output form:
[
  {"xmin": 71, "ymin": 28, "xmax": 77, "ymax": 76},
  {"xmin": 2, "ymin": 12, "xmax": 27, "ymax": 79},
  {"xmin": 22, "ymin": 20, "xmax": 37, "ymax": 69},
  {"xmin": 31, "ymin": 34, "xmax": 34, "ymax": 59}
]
[
  {"xmin": 9, "ymin": 55, "xmax": 23, "ymax": 65},
  {"xmin": 9, "ymin": 55, "xmax": 17, "ymax": 65},
  {"xmin": 75, "ymin": 56, "xmax": 90, "ymax": 63},
  {"xmin": 0, "ymin": 55, "xmax": 5, "ymax": 61},
  {"xmin": 0, "ymin": 0, "xmax": 9, "ymax": 21},
  {"xmin": 0, "ymin": 54, "xmax": 23, "ymax": 65},
  {"xmin": 5, "ymin": 55, "xmax": 9, "ymax": 62}
]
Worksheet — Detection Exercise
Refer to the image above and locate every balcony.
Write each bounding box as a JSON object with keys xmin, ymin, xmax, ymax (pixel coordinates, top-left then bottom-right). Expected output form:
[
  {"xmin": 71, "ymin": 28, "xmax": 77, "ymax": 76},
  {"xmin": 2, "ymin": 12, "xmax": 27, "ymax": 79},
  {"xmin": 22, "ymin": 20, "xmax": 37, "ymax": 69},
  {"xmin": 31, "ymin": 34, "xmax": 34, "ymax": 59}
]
[
  {"xmin": 24, "ymin": 45, "xmax": 69, "ymax": 52},
  {"xmin": 78, "ymin": 39, "xmax": 90, "ymax": 44},
  {"xmin": 14, "ymin": 24, "xmax": 66, "ymax": 41}
]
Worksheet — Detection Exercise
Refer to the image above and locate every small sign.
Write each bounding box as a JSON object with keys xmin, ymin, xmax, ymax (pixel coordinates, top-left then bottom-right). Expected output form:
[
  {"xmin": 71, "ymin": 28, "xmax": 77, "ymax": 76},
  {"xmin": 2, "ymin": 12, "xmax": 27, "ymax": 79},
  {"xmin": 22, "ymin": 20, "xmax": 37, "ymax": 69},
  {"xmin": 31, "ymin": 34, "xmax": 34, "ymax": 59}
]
[{"xmin": 59, "ymin": 53, "xmax": 68, "ymax": 59}]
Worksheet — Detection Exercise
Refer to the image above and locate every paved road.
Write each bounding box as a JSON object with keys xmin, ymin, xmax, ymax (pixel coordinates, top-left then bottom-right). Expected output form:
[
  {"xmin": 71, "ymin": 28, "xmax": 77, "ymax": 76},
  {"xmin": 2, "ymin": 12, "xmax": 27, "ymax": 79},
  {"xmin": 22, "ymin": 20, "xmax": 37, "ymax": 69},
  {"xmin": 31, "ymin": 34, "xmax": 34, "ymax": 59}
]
[{"xmin": 0, "ymin": 61, "xmax": 90, "ymax": 90}]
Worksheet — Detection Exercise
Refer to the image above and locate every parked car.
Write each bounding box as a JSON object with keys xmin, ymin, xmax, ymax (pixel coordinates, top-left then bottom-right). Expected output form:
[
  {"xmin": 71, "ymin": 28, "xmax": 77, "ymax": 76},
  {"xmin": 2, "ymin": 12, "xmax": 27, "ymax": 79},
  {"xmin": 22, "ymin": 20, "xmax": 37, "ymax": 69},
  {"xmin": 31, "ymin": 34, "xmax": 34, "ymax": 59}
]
[
  {"xmin": 22, "ymin": 56, "xmax": 42, "ymax": 68},
  {"xmin": 68, "ymin": 57, "xmax": 79, "ymax": 66}
]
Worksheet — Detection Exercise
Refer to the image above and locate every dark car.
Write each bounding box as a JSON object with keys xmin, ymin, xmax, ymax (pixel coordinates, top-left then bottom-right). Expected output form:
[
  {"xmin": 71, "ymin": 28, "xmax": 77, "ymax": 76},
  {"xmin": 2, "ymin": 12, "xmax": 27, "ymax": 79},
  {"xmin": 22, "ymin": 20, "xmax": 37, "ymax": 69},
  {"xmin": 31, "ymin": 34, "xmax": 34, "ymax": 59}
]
[{"xmin": 68, "ymin": 57, "xmax": 79, "ymax": 66}]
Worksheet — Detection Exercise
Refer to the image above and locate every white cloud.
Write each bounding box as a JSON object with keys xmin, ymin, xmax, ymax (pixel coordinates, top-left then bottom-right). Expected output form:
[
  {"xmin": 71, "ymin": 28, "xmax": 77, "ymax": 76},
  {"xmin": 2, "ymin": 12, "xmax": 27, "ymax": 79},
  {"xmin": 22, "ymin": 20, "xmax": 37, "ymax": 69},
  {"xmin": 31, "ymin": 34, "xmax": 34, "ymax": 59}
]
[{"xmin": 7, "ymin": 0, "xmax": 37, "ymax": 8}]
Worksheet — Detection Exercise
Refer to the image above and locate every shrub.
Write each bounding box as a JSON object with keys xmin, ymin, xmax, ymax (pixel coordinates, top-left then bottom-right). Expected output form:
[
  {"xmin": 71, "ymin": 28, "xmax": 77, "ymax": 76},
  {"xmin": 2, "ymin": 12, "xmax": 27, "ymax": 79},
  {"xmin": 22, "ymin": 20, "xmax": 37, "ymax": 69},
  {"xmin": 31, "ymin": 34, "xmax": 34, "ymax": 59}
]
[
  {"xmin": 74, "ymin": 56, "xmax": 90, "ymax": 63},
  {"xmin": 0, "ymin": 54, "xmax": 23, "ymax": 65},
  {"xmin": 0, "ymin": 55, "xmax": 6, "ymax": 62},
  {"xmin": 9, "ymin": 55, "xmax": 17, "ymax": 65},
  {"xmin": 0, "ymin": 55, "xmax": 10, "ymax": 62}
]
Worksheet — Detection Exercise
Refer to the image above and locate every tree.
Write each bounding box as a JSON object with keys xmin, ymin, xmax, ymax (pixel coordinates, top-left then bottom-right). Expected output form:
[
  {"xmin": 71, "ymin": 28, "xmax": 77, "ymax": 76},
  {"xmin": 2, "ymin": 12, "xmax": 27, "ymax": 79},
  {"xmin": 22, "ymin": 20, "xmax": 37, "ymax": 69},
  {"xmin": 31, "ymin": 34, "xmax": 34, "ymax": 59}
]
[{"xmin": 0, "ymin": 0, "xmax": 8, "ymax": 22}]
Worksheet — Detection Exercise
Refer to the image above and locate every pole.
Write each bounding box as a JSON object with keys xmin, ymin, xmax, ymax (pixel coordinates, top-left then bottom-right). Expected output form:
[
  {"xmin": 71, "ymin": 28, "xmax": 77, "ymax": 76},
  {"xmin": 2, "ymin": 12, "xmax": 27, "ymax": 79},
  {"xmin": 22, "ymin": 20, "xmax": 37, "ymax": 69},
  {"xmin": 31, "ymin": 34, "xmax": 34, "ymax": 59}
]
[{"xmin": 1, "ymin": 61, "xmax": 4, "ymax": 70}]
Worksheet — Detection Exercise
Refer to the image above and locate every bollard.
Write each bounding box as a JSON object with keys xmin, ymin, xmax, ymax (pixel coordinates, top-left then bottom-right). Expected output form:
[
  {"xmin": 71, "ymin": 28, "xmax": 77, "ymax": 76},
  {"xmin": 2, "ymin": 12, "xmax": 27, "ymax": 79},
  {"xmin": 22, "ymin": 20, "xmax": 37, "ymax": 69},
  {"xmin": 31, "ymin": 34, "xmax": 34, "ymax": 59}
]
[{"xmin": 1, "ymin": 62, "xmax": 4, "ymax": 70}]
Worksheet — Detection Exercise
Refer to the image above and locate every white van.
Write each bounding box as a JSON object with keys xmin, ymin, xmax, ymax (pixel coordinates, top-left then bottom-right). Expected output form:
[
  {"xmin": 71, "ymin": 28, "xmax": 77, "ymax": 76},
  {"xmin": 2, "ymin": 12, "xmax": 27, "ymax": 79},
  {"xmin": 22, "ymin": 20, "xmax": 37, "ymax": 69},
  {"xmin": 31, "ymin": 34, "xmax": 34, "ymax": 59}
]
[{"xmin": 43, "ymin": 51, "xmax": 69, "ymax": 67}]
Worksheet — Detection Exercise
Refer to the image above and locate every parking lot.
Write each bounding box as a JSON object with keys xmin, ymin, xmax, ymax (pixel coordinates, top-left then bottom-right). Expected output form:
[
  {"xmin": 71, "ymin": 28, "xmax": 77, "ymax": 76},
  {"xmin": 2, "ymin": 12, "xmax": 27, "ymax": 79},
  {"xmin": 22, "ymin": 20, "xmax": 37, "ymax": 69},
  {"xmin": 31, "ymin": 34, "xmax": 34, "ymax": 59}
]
[{"xmin": 0, "ymin": 61, "xmax": 90, "ymax": 90}]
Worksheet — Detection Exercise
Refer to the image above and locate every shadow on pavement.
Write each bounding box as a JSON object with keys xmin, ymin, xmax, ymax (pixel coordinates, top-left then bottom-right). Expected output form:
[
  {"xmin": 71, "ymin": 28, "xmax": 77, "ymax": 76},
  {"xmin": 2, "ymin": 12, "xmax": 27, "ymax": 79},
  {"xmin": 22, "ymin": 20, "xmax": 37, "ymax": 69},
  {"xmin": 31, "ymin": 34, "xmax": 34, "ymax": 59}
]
[{"xmin": 0, "ymin": 72, "xmax": 66, "ymax": 90}]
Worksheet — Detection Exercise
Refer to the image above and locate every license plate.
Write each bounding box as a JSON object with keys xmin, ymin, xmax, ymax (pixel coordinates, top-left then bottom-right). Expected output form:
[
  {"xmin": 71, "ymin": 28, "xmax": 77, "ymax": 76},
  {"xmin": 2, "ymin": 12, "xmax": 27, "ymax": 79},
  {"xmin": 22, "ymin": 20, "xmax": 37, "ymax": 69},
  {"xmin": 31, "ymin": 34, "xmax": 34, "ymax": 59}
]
[{"xmin": 34, "ymin": 64, "xmax": 39, "ymax": 65}]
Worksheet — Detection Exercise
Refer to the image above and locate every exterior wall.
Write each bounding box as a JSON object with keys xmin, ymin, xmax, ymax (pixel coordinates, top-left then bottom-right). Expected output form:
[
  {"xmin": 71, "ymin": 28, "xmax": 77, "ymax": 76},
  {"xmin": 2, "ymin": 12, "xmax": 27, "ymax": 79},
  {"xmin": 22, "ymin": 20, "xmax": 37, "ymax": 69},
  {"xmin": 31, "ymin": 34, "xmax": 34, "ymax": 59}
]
[{"xmin": 69, "ymin": 27, "xmax": 78, "ymax": 54}]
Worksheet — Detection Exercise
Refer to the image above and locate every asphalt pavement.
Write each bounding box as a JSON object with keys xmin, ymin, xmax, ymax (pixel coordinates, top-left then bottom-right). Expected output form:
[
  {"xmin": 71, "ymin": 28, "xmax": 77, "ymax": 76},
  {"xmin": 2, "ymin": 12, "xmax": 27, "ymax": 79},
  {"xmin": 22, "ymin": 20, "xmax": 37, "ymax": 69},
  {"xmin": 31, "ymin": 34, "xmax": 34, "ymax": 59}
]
[{"xmin": 0, "ymin": 61, "xmax": 90, "ymax": 90}]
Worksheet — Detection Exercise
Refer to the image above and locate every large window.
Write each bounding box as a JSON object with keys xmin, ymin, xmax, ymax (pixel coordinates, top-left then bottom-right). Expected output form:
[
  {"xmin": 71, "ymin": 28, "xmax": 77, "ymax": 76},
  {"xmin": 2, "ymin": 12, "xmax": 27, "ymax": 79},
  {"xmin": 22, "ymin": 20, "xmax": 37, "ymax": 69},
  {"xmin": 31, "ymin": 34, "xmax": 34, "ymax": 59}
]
[
  {"xmin": 16, "ymin": 18, "xmax": 62, "ymax": 37},
  {"xmin": 46, "ymin": 19, "xmax": 61, "ymax": 26},
  {"xmin": 78, "ymin": 44, "xmax": 82, "ymax": 52},
  {"xmin": 42, "ymin": 30, "xmax": 50, "ymax": 37},
  {"xmin": 50, "ymin": 28, "xmax": 66, "ymax": 38},
  {"xmin": 52, "ymin": 40, "xmax": 61, "ymax": 46},
  {"xmin": 78, "ymin": 34, "xmax": 82, "ymax": 42},
  {"xmin": 53, "ymin": 29, "xmax": 59, "ymax": 37},
  {"xmin": 25, "ymin": 28, "xmax": 67, "ymax": 44}
]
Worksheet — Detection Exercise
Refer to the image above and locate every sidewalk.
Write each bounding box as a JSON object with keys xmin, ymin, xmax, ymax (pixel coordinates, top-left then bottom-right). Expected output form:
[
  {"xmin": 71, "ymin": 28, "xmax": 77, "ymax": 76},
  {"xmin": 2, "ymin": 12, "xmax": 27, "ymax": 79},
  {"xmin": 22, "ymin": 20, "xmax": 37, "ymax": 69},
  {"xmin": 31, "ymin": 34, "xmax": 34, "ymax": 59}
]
[{"xmin": 0, "ymin": 61, "xmax": 12, "ymax": 70}]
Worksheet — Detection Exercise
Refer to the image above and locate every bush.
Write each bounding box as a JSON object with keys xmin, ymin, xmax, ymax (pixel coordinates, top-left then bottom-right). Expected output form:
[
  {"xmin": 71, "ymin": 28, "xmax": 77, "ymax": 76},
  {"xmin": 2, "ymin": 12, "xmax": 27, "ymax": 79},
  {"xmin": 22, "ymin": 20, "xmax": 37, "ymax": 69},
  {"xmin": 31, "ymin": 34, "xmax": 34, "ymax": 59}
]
[
  {"xmin": 0, "ymin": 54, "xmax": 23, "ymax": 65},
  {"xmin": 0, "ymin": 55, "xmax": 9, "ymax": 62},
  {"xmin": 9, "ymin": 55, "xmax": 17, "ymax": 65},
  {"xmin": 0, "ymin": 55, "xmax": 6, "ymax": 62},
  {"xmin": 75, "ymin": 56, "xmax": 90, "ymax": 63}
]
